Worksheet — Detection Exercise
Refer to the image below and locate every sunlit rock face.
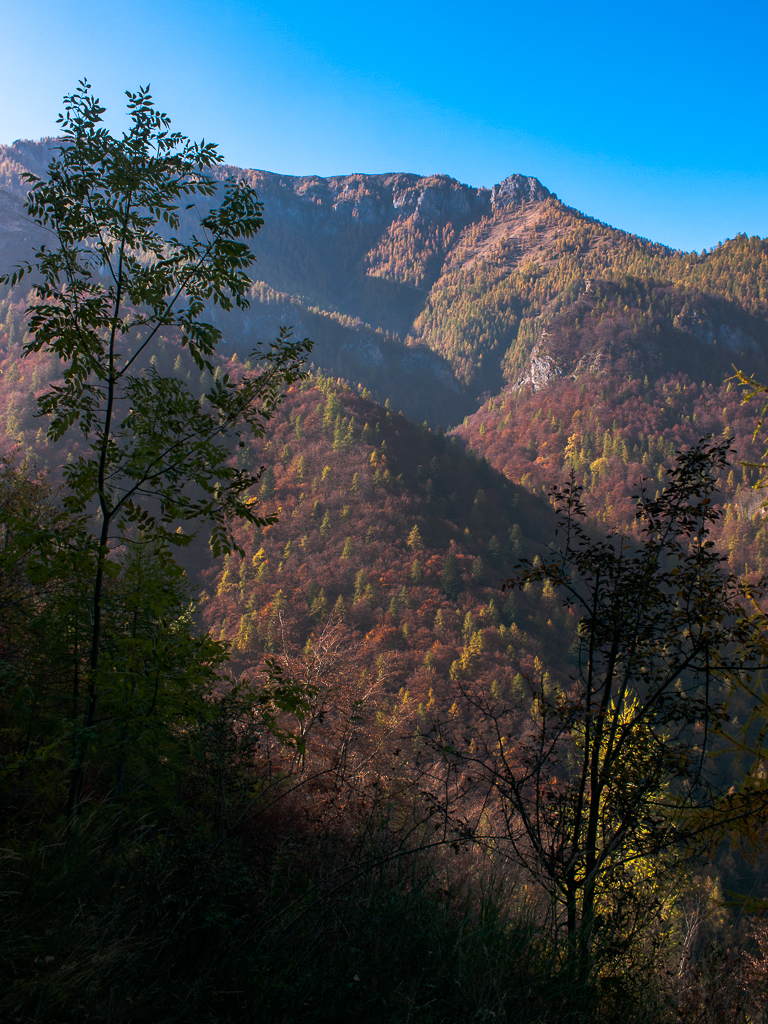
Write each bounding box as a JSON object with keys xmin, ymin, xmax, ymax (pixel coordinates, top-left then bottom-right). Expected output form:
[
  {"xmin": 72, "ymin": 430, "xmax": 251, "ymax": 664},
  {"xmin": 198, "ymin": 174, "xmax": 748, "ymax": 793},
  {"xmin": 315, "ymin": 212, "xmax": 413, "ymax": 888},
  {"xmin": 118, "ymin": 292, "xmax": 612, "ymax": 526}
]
[{"xmin": 227, "ymin": 168, "xmax": 548, "ymax": 239}]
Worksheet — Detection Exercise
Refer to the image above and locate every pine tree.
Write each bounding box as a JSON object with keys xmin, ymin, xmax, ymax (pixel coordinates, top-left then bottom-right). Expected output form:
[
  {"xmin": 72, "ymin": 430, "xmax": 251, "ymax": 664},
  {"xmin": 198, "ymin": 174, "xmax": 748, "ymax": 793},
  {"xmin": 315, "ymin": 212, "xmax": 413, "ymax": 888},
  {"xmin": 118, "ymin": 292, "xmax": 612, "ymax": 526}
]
[
  {"xmin": 407, "ymin": 524, "xmax": 424, "ymax": 551},
  {"xmin": 462, "ymin": 610, "xmax": 475, "ymax": 640},
  {"xmin": 485, "ymin": 598, "xmax": 500, "ymax": 627},
  {"xmin": 323, "ymin": 394, "xmax": 342, "ymax": 433},
  {"xmin": 260, "ymin": 466, "xmax": 275, "ymax": 499},
  {"xmin": 310, "ymin": 588, "xmax": 328, "ymax": 618},
  {"xmin": 441, "ymin": 552, "xmax": 463, "ymax": 599},
  {"xmin": 332, "ymin": 417, "xmax": 347, "ymax": 451}
]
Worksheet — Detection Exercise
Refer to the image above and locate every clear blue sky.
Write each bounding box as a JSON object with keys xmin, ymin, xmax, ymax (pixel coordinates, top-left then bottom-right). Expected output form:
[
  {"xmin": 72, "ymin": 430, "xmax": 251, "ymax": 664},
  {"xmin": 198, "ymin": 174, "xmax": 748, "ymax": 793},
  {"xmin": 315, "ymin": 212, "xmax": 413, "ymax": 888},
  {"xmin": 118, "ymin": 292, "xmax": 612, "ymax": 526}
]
[{"xmin": 1, "ymin": 0, "xmax": 766, "ymax": 253}]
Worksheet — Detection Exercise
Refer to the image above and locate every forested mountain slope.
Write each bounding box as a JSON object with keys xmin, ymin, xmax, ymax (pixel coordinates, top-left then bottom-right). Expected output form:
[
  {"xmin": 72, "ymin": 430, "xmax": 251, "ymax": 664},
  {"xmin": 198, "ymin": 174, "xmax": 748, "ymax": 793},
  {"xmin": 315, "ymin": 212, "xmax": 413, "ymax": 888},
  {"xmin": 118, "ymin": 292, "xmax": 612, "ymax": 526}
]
[
  {"xmin": 3, "ymin": 136, "xmax": 768, "ymax": 578},
  {"xmin": 456, "ymin": 369, "xmax": 768, "ymax": 571},
  {"xmin": 197, "ymin": 369, "xmax": 577, "ymax": 717},
  {"xmin": 0, "ymin": 302, "xmax": 577, "ymax": 713},
  {"xmin": 4, "ymin": 139, "xmax": 767, "ymax": 429}
]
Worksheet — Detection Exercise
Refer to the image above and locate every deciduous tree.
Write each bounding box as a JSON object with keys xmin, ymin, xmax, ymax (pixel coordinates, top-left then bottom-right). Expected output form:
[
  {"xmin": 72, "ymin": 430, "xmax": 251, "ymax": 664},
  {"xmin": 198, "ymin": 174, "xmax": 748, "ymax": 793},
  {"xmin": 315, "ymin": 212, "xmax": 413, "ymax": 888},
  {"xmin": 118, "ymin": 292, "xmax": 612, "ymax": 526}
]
[
  {"xmin": 428, "ymin": 438, "xmax": 768, "ymax": 983},
  {"xmin": 1, "ymin": 81, "xmax": 311, "ymax": 821}
]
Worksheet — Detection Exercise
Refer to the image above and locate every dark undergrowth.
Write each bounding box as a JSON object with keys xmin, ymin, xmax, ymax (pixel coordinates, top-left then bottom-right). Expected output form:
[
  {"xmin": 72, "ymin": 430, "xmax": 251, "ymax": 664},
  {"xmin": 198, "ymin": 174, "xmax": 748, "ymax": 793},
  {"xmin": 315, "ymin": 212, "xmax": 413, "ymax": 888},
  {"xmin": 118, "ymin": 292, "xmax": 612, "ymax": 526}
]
[{"xmin": 1, "ymin": 809, "xmax": 687, "ymax": 1024}]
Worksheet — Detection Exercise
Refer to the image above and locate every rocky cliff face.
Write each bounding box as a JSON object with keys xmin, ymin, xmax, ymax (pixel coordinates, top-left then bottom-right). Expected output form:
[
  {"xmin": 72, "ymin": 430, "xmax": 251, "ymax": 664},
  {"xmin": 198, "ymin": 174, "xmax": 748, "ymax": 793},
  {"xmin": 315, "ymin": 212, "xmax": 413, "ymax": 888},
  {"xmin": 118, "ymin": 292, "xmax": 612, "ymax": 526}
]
[
  {"xmin": 0, "ymin": 140, "xmax": 54, "ymax": 269},
  {"xmin": 221, "ymin": 168, "xmax": 549, "ymax": 235}
]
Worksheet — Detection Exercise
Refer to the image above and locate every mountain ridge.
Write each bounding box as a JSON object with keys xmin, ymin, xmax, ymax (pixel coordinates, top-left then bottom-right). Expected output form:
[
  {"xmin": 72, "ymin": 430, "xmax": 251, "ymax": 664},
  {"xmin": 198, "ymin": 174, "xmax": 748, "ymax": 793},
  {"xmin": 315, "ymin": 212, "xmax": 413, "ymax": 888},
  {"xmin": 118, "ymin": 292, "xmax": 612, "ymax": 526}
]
[{"xmin": 2, "ymin": 139, "xmax": 768, "ymax": 431}]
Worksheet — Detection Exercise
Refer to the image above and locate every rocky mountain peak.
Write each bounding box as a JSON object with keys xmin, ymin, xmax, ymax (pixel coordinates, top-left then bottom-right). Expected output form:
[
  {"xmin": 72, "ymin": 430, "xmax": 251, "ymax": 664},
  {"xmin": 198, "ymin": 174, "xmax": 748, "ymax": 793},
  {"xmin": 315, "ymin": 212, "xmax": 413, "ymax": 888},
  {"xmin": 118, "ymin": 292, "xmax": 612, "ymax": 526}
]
[{"xmin": 490, "ymin": 174, "xmax": 551, "ymax": 211}]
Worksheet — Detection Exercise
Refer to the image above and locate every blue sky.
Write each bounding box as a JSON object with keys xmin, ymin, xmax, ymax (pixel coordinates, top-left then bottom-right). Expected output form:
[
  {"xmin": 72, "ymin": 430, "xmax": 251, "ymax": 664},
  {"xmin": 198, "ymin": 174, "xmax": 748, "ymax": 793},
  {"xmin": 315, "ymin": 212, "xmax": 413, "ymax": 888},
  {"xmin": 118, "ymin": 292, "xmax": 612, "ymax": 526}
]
[{"xmin": 1, "ymin": 0, "xmax": 766, "ymax": 252}]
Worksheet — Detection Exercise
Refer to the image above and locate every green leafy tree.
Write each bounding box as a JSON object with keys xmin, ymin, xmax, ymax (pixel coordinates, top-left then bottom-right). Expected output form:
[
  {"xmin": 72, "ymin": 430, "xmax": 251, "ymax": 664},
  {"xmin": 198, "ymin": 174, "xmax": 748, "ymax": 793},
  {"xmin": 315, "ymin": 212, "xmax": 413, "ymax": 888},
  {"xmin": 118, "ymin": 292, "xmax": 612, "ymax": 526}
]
[
  {"xmin": 0, "ymin": 458, "xmax": 234, "ymax": 821},
  {"xmin": 1, "ymin": 82, "xmax": 311, "ymax": 822},
  {"xmin": 430, "ymin": 439, "xmax": 768, "ymax": 985}
]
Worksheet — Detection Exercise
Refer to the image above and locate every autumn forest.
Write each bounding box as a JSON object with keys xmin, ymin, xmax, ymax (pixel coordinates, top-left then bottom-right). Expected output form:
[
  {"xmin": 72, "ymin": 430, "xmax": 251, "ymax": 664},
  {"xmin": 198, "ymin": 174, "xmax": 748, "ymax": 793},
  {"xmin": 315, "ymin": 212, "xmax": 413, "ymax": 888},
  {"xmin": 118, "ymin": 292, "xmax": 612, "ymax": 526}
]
[{"xmin": 2, "ymin": 87, "xmax": 768, "ymax": 1022}]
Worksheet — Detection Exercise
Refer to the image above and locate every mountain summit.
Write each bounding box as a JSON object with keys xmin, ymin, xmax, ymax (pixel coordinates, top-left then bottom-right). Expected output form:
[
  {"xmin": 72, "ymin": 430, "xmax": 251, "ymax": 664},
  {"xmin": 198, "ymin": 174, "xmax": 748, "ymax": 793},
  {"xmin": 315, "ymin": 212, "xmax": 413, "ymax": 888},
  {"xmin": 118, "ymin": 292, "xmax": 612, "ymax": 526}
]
[{"xmin": 226, "ymin": 168, "xmax": 549, "ymax": 228}]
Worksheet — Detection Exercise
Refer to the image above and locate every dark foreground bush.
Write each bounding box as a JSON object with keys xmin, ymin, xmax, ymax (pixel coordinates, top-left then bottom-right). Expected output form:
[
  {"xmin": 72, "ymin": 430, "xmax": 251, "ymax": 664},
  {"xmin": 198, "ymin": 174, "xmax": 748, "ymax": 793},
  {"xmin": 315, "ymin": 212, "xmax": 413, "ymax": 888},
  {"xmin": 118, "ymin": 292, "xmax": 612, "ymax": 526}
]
[{"xmin": 0, "ymin": 812, "xmax": 695, "ymax": 1024}]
